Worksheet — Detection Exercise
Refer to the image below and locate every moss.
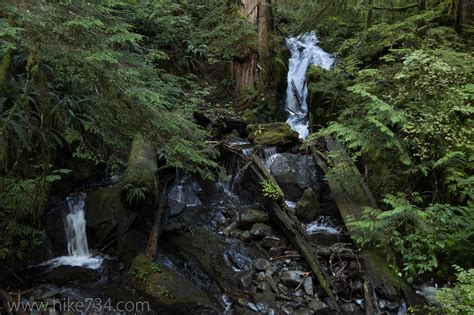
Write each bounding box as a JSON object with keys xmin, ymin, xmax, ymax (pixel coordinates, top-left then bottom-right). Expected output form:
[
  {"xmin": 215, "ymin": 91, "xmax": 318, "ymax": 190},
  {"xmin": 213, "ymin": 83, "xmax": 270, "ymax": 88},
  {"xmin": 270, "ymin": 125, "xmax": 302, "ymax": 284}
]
[
  {"xmin": 0, "ymin": 48, "xmax": 13, "ymax": 89},
  {"xmin": 128, "ymin": 254, "xmax": 215, "ymax": 311},
  {"xmin": 247, "ymin": 122, "xmax": 299, "ymax": 146}
]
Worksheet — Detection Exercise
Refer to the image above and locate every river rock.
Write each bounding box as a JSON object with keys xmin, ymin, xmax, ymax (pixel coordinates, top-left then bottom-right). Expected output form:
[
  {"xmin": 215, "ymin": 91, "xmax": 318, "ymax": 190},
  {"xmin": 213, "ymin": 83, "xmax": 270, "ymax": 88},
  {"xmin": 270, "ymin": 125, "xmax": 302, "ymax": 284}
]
[
  {"xmin": 247, "ymin": 122, "xmax": 299, "ymax": 147},
  {"xmin": 44, "ymin": 265, "xmax": 100, "ymax": 284},
  {"xmin": 269, "ymin": 153, "xmax": 320, "ymax": 200},
  {"xmin": 309, "ymin": 300, "xmax": 328, "ymax": 312},
  {"xmin": 250, "ymin": 223, "xmax": 273, "ymax": 239},
  {"xmin": 281, "ymin": 271, "xmax": 307, "ymax": 287},
  {"xmin": 341, "ymin": 303, "xmax": 360, "ymax": 313},
  {"xmin": 295, "ymin": 188, "xmax": 320, "ymax": 222},
  {"xmin": 253, "ymin": 258, "xmax": 271, "ymax": 271},
  {"xmin": 293, "ymin": 308, "xmax": 311, "ymax": 315},
  {"xmin": 240, "ymin": 230, "xmax": 252, "ymax": 242},
  {"xmin": 239, "ymin": 209, "xmax": 270, "ymax": 226},
  {"xmin": 303, "ymin": 276, "xmax": 314, "ymax": 296},
  {"xmin": 261, "ymin": 236, "xmax": 281, "ymax": 249},
  {"xmin": 253, "ymin": 292, "xmax": 275, "ymax": 313},
  {"xmin": 237, "ymin": 270, "xmax": 254, "ymax": 290}
]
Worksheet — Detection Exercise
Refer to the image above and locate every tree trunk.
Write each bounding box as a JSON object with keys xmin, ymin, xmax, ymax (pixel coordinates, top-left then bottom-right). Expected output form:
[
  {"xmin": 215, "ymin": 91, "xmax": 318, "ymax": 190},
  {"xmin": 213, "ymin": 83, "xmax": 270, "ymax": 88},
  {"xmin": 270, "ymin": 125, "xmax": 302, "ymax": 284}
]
[
  {"xmin": 366, "ymin": 0, "xmax": 374, "ymax": 30},
  {"xmin": 418, "ymin": 0, "xmax": 426, "ymax": 12},
  {"xmin": 233, "ymin": 0, "xmax": 272, "ymax": 102},
  {"xmin": 145, "ymin": 181, "xmax": 168, "ymax": 260},
  {"xmin": 455, "ymin": 0, "xmax": 472, "ymax": 34}
]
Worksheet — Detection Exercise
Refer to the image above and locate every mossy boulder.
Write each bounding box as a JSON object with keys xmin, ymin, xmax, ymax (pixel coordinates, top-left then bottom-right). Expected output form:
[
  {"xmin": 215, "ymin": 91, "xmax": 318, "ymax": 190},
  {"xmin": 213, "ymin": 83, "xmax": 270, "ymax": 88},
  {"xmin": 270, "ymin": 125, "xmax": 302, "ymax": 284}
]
[
  {"xmin": 128, "ymin": 254, "xmax": 216, "ymax": 314},
  {"xmin": 247, "ymin": 122, "xmax": 299, "ymax": 147},
  {"xmin": 295, "ymin": 188, "xmax": 320, "ymax": 223}
]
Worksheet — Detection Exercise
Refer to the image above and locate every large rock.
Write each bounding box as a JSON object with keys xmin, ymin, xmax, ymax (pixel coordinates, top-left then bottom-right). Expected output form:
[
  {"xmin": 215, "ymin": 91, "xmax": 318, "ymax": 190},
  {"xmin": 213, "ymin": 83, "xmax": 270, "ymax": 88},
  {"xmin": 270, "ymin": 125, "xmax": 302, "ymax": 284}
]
[
  {"xmin": 295, "ymin": 188, "xmax": 320, "ymax": 223},
  {"xmin": 281, "ymin": 270, "xmax": 307, "ymax": 287},
  {"xmin": 128, "ymin": 254, "xmax": 217, "ymax": 314},
  {"xmin": 269, "ymin": 153, "xmax": 321, "ymax": 200},
  {"xmin": 239, "ymin": 209, "xmax": 270, "ymax": 227},
  {"xmin": 247, "ymin": 122, "xmax": 299, "ymax": 147}
]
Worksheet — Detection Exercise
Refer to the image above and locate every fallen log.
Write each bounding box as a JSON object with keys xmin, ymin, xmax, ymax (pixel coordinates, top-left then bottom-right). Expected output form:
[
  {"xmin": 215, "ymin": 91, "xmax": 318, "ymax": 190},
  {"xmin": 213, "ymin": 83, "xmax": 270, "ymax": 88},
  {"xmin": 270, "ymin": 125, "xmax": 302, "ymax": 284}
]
[
  {"xmin": 310, "ymin": 138, "xmax": 421, "ymax": 306},
  {"xmin": 230, "ymin": 150, "xmax": 342, "ymax": 312}
]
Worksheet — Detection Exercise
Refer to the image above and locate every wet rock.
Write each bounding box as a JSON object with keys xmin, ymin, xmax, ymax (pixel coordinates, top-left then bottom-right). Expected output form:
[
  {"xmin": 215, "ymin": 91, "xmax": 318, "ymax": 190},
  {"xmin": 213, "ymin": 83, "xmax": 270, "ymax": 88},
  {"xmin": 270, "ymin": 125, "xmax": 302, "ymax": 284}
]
[
  {"xmin": 341, "ymin": 303, "xmax": 360, "ymax": 313},
  {"xmin": 255, "ymin": 272, "xmax": 266, "ymax": 282},
  {"xmin": 261, "ymin": 236, "xmax": 281, "ymax": 249},
  {"xmin": 269, "ymin": 153, "xmax": 320, "ymax": 200},
  {"xmin": 239, "ymin": 209, "xmax": 270, "ymax": 227},
  {"xmin": 128, "ymin": 254, "xmax": 216, "ymax": 313},
  {"xmin": 250, "ymin": 223, "xmax": 273, "ymax": 239},
  {"xmin": 168, "ymin": 202, "xmax": 186, "ymax": 217},
  {"xmin": 295, "ymin": 188, "xmax": 320, "ymax": 223},
  {"xmin": 281, "ymin": 271, "xmax": 307, "ymax": 287},
  {"xmin": 309, "ymin": 300, "xmax": 328, "ymax": 312},
  {"xmin": 293, "ymin": 308, "xmax": 311, "ymax": 315},
  {"xmin": 253, "ymin": 258, "xmax": 271, "ymax": 271},
  {"xmin": 253, "ymin": 292, "xmax": 275, "ymax": 313},
  {"xmin": 237, "ymin": 270, "xmax": 254, "ymax": 290},
  {"xmin": 44, "ymin": 266, "xmax": 100, "ymax": 284},
  {"xmin": 279, "ymin": 306, "xmax": 294, "ymax": 315},
  {"xmin": 240, "ymin": 230, "xmax": 252, "ymax": 242},
  {"xmin": 258, "ymin": 281, "xmax": 271, "ymax": 292},
  {"xmin": 294, "ymin": 289, "xmax": 304, "ymax": 297},
  {"xmin": 265, "ymin": 274, "xmax": 279, "ymax": 293},
  {"xmin": 303, "ymin": 277, "xmax": 314, "ymax": 296},
  {"xmin": 247, "ymin": 122, "xmax": 299, "ymax": 147}
]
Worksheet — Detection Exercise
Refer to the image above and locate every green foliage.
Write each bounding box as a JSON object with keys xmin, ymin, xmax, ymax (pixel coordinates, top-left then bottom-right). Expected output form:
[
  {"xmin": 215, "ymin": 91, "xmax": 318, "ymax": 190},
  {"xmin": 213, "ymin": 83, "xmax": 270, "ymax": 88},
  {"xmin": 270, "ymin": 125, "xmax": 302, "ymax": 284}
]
[
  {"xmin": 436, "ymin": 266, "xmax": 474, "ymax": 314},
  {"xmin": 348, "ymin": 193, "xmax": 473, "ymax": 277},
  {"xmin": 261, "ymin": 180, "xmax": 283, "ymax": 200},
  {"xmin": 122, "ymin": 182, "xmax": 150, "ymax": 205}
]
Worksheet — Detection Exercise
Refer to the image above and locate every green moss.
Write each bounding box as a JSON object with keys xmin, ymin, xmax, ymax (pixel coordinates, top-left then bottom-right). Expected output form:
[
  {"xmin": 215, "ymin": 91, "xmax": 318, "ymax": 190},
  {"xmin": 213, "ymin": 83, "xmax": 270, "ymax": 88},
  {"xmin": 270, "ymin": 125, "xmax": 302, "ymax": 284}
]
[
  {"xmin": 128, "ymin": 254, "xmax": 214, "ymax": 309},
  {"xmin": 247, "ymin": 122, "xmax": 299, "ymax": 146}
]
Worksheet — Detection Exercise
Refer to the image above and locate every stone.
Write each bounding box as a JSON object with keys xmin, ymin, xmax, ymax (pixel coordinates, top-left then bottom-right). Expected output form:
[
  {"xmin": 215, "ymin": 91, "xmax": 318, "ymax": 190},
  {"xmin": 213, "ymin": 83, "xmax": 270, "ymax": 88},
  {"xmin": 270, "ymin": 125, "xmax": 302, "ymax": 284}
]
[
  {"xmin": 277, "ymin": 284, "xmax": 289, "ymax": 295},
  {"xmin": 239, "ymin": 209, "xmax": 270, "ymax": 227},
  {"xmin": 240, "ymin": 230, "xmax": 252, "ymax": 242},
  {"xmin": 247, "ymin": 122, "xmax": 299, "ymax": 147},
  {"xmin": 341, "ymin": 303, "xmax": 360, "ymax": 313},
  {"xmin": 351, "ymin": 279, "xmax": 363, "ymax": 291},
  {"xmin": 294, "ymin": 289, "xmax": 304, "ymax": 297},
  {"xmin": 281, "ymin": 271, "xmax": 307, "ymax": 287},
  {"xmin": 269, "ymin": 153, "xmax": 321, "ymax": 200},
  {"xmin": 255, "ymin": 272, "xmax": 266, "ymax": 282},
  {"xmin": 168, "ymin": 202, "xmax": 186, "ymax": 217},
  {"xmin": 237, "ymin": 270, "xmax": 254, "ymax": 290},
  {"xmin": 250, "ymin": 223, "xmax": 273, "ymax": 240},
  {"xmin": 303, "ymin": 277, "xmax": 314, "ymax": 296},
  {"xmin": 292, "ymin": 308, "xmax": 311, "ymax": 315},
  {"xmin": 252, "ymin": 292, "xmax": 275, "ymax": 313},
  {"xmin": 309, "ymin": 300, "xmax": 328, "ymax": 312},
  {"xmin": 253, "ymin": 258, "xmax": 271, "ymax": 271},
  {"xmin": 44, "ymin": 266, "xmax": 100, "ymax": 284},
  {"xmin": 295, "ymin": 188, "xmax": 320, "ymax": 223},
  {"xmin": 258, "ymin": 281, "xmax": 271, "ymax": 292},
  {"xmin": 261, "ymin": 236, "xmax": 281, "ymax": 249}
]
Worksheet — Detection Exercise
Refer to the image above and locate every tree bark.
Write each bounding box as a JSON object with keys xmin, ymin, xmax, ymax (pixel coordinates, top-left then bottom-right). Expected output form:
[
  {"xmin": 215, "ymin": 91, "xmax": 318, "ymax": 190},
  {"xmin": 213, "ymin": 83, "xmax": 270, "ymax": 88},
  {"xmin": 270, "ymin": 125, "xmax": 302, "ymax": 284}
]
[
  {"xmin": 418, "ymin": 0, "xmax": 426, "ymax": 12},
  {"xmin": 455, "ymin": 0, "xmax": 472, "ymax": 34},
  {"xmin": 145, "ymin": 181, "xmax": 168, "ymax": 260},
  {"xmin": 366, "ymin": 0, "xmax": 374, "ymax": 30},
  {"xmin": 257, "ymin": 0, "xmax": 271, "ymax": 92}
]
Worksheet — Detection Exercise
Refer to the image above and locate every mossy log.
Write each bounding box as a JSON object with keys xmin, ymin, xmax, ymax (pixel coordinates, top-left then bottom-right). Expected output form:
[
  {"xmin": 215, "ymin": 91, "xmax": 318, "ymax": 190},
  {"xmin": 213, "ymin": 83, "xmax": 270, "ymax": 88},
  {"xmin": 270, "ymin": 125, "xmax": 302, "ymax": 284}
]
[{"xmin": 310, "ymin": 138, "xmax": 421, "ymax": 307}]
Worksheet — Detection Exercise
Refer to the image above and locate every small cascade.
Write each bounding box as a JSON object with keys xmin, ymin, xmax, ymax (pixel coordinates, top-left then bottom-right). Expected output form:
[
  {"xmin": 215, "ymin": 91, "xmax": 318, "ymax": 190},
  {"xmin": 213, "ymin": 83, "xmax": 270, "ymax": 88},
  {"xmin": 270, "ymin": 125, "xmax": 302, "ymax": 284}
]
[
  {"xmin": 285, "ymin": 32, "xmax": 334, "ymax": 139},
  {"xmin": 64, "ymin": 194, "xmax": 90, "ymax": 257},
  {"xmin": 260, "ymin": 147, "xmax": 278, "ymax": 169},
  {"xmin": 304, "ymin": 216, "xmax": 340, "ymax": 235},
  {"xmin": 42, "ymin": 193, "xmax": 102, "ymax": 269},
  {"xmin": 168, "ymin": 169, "xmax": 202, "ymax": 208}
]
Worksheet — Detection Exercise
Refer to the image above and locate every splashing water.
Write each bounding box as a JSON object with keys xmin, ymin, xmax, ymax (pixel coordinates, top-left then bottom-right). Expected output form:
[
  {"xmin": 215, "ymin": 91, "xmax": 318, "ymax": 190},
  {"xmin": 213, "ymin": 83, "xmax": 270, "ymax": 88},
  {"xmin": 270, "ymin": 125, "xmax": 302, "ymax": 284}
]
[{"xmin": 285, "ymin": 32, "xmax": 334, "ymax": 139}]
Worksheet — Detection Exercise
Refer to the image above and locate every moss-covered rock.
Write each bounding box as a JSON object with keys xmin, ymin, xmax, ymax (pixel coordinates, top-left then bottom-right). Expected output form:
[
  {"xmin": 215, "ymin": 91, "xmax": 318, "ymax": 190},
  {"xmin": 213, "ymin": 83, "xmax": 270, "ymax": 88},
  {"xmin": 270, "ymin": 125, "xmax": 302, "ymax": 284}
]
[
  {"xmin": 247, "ymin": 122, "xmax": 299, "ymax": 147},
  {"xmin": 128, "ymin": 254, "xmax": 216, "ymax": 314},
  {"xmin": 295, "ymin": 188, "xmax": 320, "ymax": 223}
]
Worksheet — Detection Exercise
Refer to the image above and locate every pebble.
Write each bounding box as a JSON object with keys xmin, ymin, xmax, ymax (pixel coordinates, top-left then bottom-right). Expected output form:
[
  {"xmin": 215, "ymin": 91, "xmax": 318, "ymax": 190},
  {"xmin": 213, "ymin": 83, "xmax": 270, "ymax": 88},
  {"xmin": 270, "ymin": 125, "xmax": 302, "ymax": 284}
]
[
  {"xmin": 303, "ymin": 277, "xmax": 314, "ymax": 296},
  {"xmin": 250, "ymin": 223, "xmax": 273, "ymax": 239},
  {"xmin": 281, "ymin": 270, "xmax": 306, "ymax": 287},
  {"xmin": 309, "ymin": 300, "xmax": 328, "ymax": 312},
  {"xmin": 237, "ymin": 270, "xmax": 254, "ymax": 290},
  {"xmin": 253, "ymin": 258, "xmax": 271, "ymax": 271},
  {"xmin": 278, "ymin": 284, "xmax": 289, "ymax": 295},
  {"xmin": 240, "ymin": 230, "xmax": 252, "ymax": 242}
]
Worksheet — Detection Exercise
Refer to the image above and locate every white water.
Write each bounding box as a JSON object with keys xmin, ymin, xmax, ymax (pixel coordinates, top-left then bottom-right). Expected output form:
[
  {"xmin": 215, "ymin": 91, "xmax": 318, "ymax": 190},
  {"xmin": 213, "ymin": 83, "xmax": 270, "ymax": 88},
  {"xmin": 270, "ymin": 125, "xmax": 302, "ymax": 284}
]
[
  {"xmin": 285, "ymin": 32, "xmax": 334, "ymax": 139},
  {"xmin": 41, "ymin": 193, "xmax": 103, "ymax": 269},
  {"xmin": 304, "ymin": 216, "xmax": 340, "ymax": 235}
]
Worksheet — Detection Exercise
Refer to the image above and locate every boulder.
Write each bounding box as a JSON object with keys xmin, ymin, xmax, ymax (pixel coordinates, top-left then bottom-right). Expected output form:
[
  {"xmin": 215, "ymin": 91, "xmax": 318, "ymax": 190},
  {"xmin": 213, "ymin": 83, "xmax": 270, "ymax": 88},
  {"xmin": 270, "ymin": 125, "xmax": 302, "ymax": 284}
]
[
  {"xmin": 250, "ymin": 223, "xmax": 273, "ymax": 240},
  {"xmin": 239, "ymin": 209, "xmax": 270, "ymax": 227},
  {"xmin": 295, "ymin": 188, "xmax": 320, "ymax": 223},
  {"xmin": 247, "ymin": 122, "xmax": 299, "ymax": 147},
  {"xmin": 44, "ymin": 266, "xmax": 100, "ymax": 284},
  {"xmin": 128, "ymin": 254, "xmax": 216, "ymax": 314},
  {"xmin": 269, "ymin": 153, "xmax": 321, "ymax": 200}
]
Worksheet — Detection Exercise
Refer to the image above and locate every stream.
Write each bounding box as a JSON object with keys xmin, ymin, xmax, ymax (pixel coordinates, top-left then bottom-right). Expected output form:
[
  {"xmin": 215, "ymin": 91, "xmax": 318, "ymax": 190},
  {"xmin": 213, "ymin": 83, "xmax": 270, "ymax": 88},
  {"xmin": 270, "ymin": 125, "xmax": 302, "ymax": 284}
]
[{"xmin": 4, "ymin": 33, "xmax": 410, "ymax": 314}]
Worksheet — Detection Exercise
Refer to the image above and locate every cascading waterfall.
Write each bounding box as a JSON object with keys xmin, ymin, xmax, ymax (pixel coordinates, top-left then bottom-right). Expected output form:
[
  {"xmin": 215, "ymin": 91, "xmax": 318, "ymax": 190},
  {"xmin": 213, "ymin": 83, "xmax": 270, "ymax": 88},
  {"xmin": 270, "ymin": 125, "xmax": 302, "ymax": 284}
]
[
  {"xmin": 64, "ymin": 193, "xmax": 90, "ymax": 257},
  {"xmin": 41, "ymin": 193, "xmax": 103, "ymax": 269},
  {"xmin": 285, "ymin": 32, "xmax": 334, "ymax": 139}
]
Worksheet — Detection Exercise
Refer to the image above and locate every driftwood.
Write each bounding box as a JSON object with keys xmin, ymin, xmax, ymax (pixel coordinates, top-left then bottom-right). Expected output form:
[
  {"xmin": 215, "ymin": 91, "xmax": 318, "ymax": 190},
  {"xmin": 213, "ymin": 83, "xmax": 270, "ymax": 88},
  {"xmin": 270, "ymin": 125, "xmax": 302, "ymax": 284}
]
[
  {"xmin": 310, "ymin": 138, "xmax": 421, "ymax": 307},
  {"xmin": 221, "ymin": 145, "xmax": 342, "ymax": 311},
  {"xmin": 145, "ymin": 181, "xmax": 169, "ymax": 260}
]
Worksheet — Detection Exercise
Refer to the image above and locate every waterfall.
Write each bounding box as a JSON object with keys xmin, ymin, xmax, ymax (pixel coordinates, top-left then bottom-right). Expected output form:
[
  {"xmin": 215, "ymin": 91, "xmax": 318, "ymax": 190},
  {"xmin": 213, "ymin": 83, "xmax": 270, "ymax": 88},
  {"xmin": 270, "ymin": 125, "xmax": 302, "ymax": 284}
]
[
  {"xmin": 40, "ymin": 193, "xmax": 103, "ymax": 269},
  {"xmin": 285, "ymin": 32, "xmax": 334, "ymax": 139},
  {"xmin": 64, "ymin": 193, "xmax": 90, "ymax": 257}
]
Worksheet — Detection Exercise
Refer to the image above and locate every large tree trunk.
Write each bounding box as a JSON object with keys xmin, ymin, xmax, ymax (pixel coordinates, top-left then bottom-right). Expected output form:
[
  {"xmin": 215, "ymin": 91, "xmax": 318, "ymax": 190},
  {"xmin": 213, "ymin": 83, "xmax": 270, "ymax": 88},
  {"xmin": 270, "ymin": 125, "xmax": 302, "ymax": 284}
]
[
  {"xmin": 454, "ymin": 0, "xmax": 472, "ymax": 34},
  {"xmin": 233, "ymin": 0, "xmax": 272, "ymax": 102}
]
